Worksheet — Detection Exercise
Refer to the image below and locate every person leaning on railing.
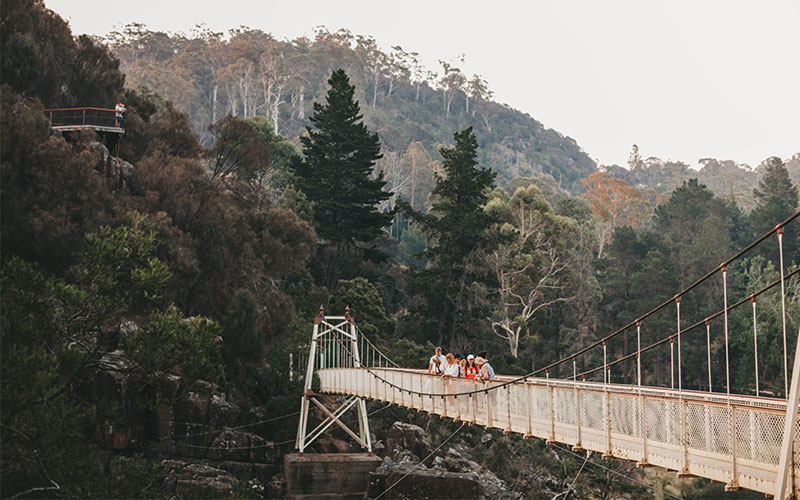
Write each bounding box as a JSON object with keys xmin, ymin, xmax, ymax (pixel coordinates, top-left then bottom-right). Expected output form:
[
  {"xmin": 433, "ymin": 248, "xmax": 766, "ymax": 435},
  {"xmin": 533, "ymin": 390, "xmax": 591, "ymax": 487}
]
[
  {"xmin": 474, "ymin": 356, "xmax": 496, "ymax": 381},
  {"xmin": 428, "ymin": 346, "xmax": 446, "ymax": 374},
  {"xmin": 464, "ymin": 355, "xmax": 478, "ymax": 379},
  {"xmin": 115, "ymin": 102, "xmax": 126, "ymax": 128},
  {"xmin": 440, "ymin": 353, "xmax": 459, "ymax": 379}
]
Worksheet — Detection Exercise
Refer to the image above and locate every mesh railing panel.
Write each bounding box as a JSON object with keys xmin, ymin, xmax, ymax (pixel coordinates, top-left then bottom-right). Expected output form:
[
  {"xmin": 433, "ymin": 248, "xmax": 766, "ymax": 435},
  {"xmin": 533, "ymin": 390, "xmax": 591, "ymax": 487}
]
[
  {"xmin": 646, "ymin": 397, "xmax": 667, "ymax": 444},
  {"xmin": 553, "ymin": 387, "xmax": 578, "ymax": 445},
  {"xmin": 554, "ymin": 387, "xmax": 577, "ymax": 426},
  {"xmin": 687, "ymin": 402, "xmax": 713, "ymax": 453},
  {"xmin": 735, "ymin": 407, "xmax": 753, "ymax": 461},
  {"xmin": 509, "ymin": 383, "xmax": 527, "ymax": 433},
  {"xmin": 794, "ymin": 416, "xmax": 800, "ymax": 492},
  {"xmin": 610, "ymin": 393, "xmax": 640, "ymax": 438},
  {"xmin": 581, "ymin": 390, "xmax": 604, "ymax": 431},
  {"xmin": 492, "ymin": 383, "xmax": 509, "ymax": 430}
]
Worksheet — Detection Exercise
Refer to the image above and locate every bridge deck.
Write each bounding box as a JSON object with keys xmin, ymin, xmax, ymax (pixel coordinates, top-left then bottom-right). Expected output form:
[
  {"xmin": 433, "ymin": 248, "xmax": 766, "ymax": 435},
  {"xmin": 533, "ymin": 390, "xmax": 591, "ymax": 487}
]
[{"xmin": 319, "ymin": 367, "xmax": 799, "ymax": 497}]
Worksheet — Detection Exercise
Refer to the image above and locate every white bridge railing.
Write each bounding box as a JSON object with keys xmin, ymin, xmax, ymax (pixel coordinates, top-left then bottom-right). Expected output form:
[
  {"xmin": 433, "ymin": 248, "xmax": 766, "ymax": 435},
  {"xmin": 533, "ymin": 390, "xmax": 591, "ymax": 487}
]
[{"xmin": 319, "ymin": 366, "xmax": 800, "ymax": 497}]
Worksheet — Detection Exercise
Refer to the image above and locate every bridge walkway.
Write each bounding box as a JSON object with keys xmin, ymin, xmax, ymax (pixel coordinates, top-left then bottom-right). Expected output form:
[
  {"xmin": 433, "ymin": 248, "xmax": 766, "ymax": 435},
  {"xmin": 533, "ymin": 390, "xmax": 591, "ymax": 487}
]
[{"xmin": 319, "ymin": 366, "xmax": 799, "ymax": 497}]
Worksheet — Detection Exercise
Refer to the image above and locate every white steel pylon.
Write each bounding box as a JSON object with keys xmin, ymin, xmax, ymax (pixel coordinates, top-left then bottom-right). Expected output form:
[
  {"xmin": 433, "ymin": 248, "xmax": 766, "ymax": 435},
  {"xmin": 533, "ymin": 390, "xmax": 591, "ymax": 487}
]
[{"xmin": 295, "ymin": 306, "xmax": 372, "ymax": 453}]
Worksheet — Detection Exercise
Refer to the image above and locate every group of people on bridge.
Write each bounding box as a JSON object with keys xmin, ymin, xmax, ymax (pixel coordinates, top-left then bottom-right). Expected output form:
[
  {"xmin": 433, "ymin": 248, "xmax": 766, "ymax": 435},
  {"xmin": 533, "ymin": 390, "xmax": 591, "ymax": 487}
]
[{"xmin": 427, "ymin": 346, "xmax": 496, "ymax": 382}]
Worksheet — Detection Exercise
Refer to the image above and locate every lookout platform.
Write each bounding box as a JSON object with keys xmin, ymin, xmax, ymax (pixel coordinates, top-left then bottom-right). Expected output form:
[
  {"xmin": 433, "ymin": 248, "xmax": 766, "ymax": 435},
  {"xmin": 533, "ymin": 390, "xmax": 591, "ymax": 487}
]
[{"xmin": 44, "ymin": 107, "xmax": 124, "ymax": 134}]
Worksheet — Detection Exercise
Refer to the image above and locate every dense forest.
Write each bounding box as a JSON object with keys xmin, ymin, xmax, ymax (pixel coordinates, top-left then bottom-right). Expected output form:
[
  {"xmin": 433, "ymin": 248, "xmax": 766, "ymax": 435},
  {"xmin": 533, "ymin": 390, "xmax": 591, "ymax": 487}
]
[{"xmin": 2, "ymin": 1, "xmax": 799, "ymax": 498}]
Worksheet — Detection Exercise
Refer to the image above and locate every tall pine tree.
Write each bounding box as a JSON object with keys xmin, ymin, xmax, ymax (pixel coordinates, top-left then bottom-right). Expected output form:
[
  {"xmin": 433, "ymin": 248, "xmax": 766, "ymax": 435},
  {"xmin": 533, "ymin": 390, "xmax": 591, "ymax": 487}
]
[
  {"xmin": 399, "ymin": 127, "xmax": 497, "ymax": 347},
  {"xmin": 293, "ymin": 69, "xmax": 392, "ymax": 252},
  {"xmin": 754, "ymin": 156, "xmax": 798, "ymax": 208},
  {"xmin": 751, "ymin": 156, "xmax": 799, "ymax": 262}
]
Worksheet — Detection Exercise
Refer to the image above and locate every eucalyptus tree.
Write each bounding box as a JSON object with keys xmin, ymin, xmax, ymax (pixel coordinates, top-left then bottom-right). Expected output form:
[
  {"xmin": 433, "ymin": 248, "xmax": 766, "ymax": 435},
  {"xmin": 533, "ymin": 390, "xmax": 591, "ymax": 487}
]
[{"xmin": 485, "ymin": 185, "xmax": 577, "ymax": 357}]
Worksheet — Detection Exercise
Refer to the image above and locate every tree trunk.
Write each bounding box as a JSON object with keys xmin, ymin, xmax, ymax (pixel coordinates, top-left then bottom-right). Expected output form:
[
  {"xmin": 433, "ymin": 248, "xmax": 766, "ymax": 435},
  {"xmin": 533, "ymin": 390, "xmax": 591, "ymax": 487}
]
[
  {"xmin": 372, "ymin": 74, "xmax": 379, "ymax": 109},
  {"xmin": 211, "ymin": 84, "xmax": 218, "ymax": 124},
  {"xmin": 271, "ymin": 85, "xmax": 282, "ymax": 134},
  {"xmin": 481, "ymin": 111, "xmax": 491, "ymax": 131},
  {"xmin": 510, "ymin": 326, "xmax": 520, "ymax": 358},
  {"xmin": 298, "ymin": 85, "xmax": 305, "ymax": 119},
  {"xmin": 261, "ymin": 78, "xmax": 270, "ymax": 120},
  {"xmin": 410, "ymin": 154, "xmax": 417, "ymax": 210}
]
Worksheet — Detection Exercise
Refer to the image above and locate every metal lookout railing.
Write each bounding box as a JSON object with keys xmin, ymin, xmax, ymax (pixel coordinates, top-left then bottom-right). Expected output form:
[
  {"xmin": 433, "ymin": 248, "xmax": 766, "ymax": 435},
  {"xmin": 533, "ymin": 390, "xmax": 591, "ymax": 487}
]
[{"xmin": 44, "ymin": 107, "xmax": 122, "ymax": 130}]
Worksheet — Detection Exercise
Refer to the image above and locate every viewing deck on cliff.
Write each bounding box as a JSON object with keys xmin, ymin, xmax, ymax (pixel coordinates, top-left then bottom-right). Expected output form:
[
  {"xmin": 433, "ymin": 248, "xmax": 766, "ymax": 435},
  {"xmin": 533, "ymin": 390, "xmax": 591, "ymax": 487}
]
[{"xmin": 44, "ymin": 107, "xmax": 124, "ymax": 134}]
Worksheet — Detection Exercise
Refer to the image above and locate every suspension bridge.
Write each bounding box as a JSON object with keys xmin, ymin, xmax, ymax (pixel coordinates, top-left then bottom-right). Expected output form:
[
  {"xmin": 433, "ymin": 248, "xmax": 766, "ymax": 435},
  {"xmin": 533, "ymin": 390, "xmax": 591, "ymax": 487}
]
[{"xmin": 295, "ymin": 212, "xmax": 800, "ymax": 499}]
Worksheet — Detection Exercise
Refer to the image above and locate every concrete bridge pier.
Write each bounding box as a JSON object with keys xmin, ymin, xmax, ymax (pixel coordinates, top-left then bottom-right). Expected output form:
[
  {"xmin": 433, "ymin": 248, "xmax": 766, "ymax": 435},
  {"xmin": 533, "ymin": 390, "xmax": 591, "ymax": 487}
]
[{"xmin": 284, "ymin": 453, "xmax": 382, "ymax": 499}]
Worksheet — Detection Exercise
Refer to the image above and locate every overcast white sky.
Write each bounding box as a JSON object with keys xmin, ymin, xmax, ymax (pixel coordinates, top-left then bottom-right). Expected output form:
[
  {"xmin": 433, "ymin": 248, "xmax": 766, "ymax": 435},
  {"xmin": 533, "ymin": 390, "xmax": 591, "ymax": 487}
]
[{"xmin": 48, "ymin": 0, "xmax": 799, "ymax": 169}]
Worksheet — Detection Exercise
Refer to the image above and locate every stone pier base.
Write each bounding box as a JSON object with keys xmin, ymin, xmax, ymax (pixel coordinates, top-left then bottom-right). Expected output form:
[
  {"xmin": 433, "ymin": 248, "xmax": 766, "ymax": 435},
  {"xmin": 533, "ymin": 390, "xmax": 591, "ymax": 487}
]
[{"xmin": 284, "ymin": 453, "xmax": 382, "ymax": 499}]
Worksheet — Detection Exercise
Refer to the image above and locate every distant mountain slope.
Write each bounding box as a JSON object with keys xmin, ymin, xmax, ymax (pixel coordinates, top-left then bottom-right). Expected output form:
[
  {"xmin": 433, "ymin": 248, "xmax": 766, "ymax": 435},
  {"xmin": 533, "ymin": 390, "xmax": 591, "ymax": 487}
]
[{"xmin": 103, "ymin": 26, "xmax": 596, "ymax": 192}]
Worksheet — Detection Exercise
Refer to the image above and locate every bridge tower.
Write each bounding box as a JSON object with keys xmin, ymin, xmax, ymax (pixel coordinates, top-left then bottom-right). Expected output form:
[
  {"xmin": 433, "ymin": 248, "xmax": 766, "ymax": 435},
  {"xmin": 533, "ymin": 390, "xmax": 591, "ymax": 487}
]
[{"xmin": 295, "ymin": 306, "xmax": 372, "ymax": 453}]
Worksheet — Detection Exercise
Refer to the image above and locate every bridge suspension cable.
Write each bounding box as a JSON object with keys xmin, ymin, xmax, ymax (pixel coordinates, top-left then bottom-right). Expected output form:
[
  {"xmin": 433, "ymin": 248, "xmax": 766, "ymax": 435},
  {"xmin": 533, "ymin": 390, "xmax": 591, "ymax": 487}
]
[
  {"xmin": 575, "ymin": 265, "xmax": 800, "ymax": 381},
  {"xmin": 531, "ymin": 210, "xmax": 800, "ymax": 381}
]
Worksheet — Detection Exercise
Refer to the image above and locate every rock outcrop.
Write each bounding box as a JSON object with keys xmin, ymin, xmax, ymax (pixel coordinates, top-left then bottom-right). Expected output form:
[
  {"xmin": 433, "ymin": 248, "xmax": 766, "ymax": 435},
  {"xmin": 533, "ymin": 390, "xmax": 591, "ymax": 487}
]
[
  {"xmin": 443, "ymin": 446, "xmax": 522, "ymax": 500},
  {"xmin": 89, "ymin": 354, "xmax": 282, "ymax": 498},
  {"xmin": 368, "ymin": 423, "xmax": 522, "ymax": 500},
  {"xmin": 89, "ymin": 141, "xmax": 134, "ymax": 192},
  {"xmin": 162, "ymin": 459, "xmax": 240, "ymax": 498},
  {"xmin": 383, "ymin": 422, "xmax": 433, "ymax": 465}
]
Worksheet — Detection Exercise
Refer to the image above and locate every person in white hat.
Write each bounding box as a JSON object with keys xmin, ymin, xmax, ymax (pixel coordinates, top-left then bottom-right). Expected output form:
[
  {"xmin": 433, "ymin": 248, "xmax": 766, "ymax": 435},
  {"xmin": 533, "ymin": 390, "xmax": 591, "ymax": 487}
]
[{"xmin": 464, "ymin": 354, "xmax": 477, "ymax": 379}]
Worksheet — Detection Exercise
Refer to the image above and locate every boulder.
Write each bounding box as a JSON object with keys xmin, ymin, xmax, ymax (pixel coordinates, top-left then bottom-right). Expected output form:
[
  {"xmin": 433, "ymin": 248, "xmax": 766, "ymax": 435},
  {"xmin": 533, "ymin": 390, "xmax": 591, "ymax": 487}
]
[
  {"xmin": 173, "ymin": 422, "xmax": 217, "ymax": 459},
  {"xmin": 208, "ymin": 393, "xmax": 240, "ymax": 428},
  {"xmin": 240, "ymin": 406, "xmax": 269, "ymax": 435},
  {"xmin": 264, "ymin": 474, "xmax": 285, "ymax": 499},
  {"xmin": 174, "ymin": 391, "xmax": 210, "ymax": 425},
  {"xmin": 249, "ymin": 434, "xmax": 280, "ymax": 464},
  {"xmin": 207, "ymin": 429, "xmax": 252, "ymax": 462},
  {"xmin": 93, "ymin": 350, "xmax": 142, "ymax": 449},
  {"xmin": 443, "ymin": 446, "xmax": 523, "ymax": 500},
  {"xmin": 218, "ymin": 460, "xmax": 252, "ymax": 477},
  {"xmin": 162, "ymin": 459, "xmax": 237, "ymax": 498},
  {"xmin": 443, "ymin": 446, "xmax": 481, "ymax": 474},
  {"xmin": 384, "ymin": 422, "xmax": 433, "ymax": 465}
]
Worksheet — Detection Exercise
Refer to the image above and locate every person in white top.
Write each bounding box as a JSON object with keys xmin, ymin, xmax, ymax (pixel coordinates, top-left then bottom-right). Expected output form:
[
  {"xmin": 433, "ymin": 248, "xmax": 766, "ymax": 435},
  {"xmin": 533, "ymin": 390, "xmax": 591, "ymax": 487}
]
[
  {"xmin": 441, "ymin": 353, "xmax": 459, "ymax": 378},
  {"xmin": 428, "ymin": 346, "xmax": 447, "ymax": 374},
  {"xmin": 115, "ymin": 102, "xmax": 126, "ymax": 128}
]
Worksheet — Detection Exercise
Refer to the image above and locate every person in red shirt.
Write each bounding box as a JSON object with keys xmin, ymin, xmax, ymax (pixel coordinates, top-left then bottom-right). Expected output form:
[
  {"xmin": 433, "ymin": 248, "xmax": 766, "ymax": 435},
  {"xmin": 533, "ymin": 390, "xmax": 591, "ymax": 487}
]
[{"xmin": 464, "ymin": 354, "xmax": 478, "ymax": 379}]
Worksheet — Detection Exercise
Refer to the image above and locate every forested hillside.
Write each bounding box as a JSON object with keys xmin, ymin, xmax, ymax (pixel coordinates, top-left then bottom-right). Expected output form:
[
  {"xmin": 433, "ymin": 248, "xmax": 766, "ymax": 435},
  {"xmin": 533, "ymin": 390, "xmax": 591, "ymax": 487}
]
[
  {"xmin": 102, "ymin": 24, "xmax": 799, "ymax": 213},
  {"xmin": 2, "ymin": 1, "xmax": 799, "ymax": 499},
  {"xmin": 101, "ymin": 24, "xmax": 597, "ymax": 196}
]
